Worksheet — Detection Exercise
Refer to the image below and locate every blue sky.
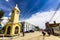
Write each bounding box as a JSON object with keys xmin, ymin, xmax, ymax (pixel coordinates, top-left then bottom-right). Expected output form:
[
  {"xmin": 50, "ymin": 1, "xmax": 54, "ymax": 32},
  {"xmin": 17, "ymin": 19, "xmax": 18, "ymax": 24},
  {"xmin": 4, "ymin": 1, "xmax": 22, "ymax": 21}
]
[
  {"xmin": 1, "ymin": 0, "xmax": 60, "ymax": 29},
  {"xmin": 0, "ymin": 0, "xmax": 60, "ymax": 20}
]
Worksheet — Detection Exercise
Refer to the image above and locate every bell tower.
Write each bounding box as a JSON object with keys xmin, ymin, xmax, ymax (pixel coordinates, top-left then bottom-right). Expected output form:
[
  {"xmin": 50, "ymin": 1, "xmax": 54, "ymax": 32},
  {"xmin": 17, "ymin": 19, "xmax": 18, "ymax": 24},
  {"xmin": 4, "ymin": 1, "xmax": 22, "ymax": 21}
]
[
  {"xmin": 10, "ymin": 4, "xmax": 20, "ymax": 23},
  {"xmin": 4, "ymin": 4, "xmax": 21, "ymax": 36}
]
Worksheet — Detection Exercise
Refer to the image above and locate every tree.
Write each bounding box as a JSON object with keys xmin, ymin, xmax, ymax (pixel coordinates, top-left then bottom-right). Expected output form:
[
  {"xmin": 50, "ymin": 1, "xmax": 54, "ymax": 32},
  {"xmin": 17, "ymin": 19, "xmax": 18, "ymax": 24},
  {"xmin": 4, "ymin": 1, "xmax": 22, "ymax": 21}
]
[
  {"xmin": 0, "ymin": 10, "xmax": 4, "ymax": 18},
  {"xmin": 0, "ymin": 10, "xmax": 4, "ymax": 33},
  {"xmin": 0, "ymin": 10, "xmax": 4, "ymax": 22}
]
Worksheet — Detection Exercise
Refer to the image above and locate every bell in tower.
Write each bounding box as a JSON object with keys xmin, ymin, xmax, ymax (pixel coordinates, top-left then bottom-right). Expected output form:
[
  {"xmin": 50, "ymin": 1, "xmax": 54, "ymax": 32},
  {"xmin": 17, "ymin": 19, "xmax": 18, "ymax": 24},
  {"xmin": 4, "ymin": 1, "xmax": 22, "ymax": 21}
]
[{"xmin": 4, "ymin": 4, "xmax": 21, "ymax": 36}]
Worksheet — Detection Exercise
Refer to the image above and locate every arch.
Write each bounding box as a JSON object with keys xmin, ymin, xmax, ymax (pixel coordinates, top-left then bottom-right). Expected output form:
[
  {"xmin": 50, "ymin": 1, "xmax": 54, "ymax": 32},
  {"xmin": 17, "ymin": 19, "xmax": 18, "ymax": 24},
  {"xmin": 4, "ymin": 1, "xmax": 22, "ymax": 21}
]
[
  {"xmin": 7, "ymin": 26, "xmax": 11, "ymax": 34},
  {"xmin": 15, "ymin": 26, "xmax": 19, "ymax": 34}
]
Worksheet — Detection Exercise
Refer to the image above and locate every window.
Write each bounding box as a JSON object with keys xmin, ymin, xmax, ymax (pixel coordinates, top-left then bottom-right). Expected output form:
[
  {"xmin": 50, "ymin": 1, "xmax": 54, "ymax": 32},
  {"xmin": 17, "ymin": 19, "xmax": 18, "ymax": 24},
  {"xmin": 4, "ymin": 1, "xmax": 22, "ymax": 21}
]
[
  {"xmin": 15, "ymin": 26, "xmax": 19, "ymax": 34},
  {"xmin": 7, "ymin": 26, "xmax": 11, "ymax": 34}
]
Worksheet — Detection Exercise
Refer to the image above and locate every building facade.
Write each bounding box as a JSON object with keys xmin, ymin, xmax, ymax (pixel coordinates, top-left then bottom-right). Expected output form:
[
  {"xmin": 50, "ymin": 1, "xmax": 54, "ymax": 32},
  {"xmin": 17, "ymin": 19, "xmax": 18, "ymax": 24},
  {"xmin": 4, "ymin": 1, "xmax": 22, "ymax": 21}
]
[{"xmin": 20, "ymin": 21, "xmax": 35, "ymax": 32}]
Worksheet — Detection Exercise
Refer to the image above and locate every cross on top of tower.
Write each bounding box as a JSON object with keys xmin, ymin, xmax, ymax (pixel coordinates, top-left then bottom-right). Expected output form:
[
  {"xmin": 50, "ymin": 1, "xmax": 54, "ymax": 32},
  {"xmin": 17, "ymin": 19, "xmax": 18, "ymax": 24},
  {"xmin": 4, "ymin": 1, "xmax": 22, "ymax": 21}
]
[
  {"xmin": 15, "ymin": 4, "xmax": 20, "ymax": 12},
  {"xmin": 16, "ymin": 4, "xmax": 18, "ymax": 8}
]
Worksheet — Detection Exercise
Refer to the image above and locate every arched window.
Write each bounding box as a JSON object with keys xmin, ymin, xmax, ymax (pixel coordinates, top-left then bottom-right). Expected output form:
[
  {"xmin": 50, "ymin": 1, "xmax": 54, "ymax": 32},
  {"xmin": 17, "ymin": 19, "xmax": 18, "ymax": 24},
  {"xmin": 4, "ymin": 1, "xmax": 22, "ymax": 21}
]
[
  {"xmin": 7, "ymin": 26, "xmax": 11, "ymax": 34},
  {"xmin": 15, "ymin": 26, "xmax": 19, "ymax": 34}
]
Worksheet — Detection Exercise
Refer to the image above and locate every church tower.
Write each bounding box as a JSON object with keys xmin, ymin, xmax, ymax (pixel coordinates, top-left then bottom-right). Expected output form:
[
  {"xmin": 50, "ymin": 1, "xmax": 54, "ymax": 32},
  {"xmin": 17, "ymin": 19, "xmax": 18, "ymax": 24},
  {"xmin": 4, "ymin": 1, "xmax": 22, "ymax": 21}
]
[{"xmin": 4, "ymin": 4, "xmax": 21, "ymax": 36}]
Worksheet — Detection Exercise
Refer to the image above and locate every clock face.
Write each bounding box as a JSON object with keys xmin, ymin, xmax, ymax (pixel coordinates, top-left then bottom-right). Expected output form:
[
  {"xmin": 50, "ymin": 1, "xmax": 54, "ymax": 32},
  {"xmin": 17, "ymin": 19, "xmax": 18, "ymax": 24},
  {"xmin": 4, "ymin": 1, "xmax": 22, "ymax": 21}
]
[
  {"xmin": 17, "ymin": 10, "xmax": 19, "ymax": 14},
  {"xmin": 12, "ymin": 8, "xmax": 20, "ymax": 14}
]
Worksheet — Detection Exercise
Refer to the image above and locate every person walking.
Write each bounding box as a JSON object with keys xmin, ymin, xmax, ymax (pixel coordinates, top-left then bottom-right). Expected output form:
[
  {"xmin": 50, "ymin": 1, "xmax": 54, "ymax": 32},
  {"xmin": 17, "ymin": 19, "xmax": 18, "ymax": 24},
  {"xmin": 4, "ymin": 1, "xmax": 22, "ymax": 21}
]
[
  {"xmin": 42, "ymin": 30, "xmax": 46, "ymax": 36},
  {"xmin": 42, "ymin": 30, "xmax": 46, "ymax": 40}
]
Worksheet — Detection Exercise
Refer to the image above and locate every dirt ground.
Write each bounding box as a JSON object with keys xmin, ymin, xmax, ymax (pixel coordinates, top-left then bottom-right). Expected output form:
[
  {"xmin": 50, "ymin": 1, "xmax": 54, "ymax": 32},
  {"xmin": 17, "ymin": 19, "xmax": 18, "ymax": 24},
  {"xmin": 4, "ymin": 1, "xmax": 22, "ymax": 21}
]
[{"xmin": 0, "ymin": 31, "xmax": 60, "ymax": 40}]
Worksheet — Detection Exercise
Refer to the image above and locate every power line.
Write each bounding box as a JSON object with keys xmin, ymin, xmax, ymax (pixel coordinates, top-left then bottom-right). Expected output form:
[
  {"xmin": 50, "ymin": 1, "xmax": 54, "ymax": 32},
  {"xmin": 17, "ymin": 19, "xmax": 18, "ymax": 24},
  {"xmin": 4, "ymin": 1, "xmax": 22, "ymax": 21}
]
[
  {"xmin": 22, "ymin": 0, "xmax": 40, "ymax": 19},
  {"xmin": 49, "ymin": 2, "xmax": 60, "ymax": 22}
]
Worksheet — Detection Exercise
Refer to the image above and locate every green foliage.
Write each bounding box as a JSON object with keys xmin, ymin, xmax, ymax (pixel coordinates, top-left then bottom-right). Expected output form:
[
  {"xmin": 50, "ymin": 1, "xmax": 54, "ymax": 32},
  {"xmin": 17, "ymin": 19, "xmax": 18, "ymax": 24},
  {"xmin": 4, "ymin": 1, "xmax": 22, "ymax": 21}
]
[
  {"xmin": 0, "ymin": 30, "xmax": 4, "ymax": 34},
  {"xmin": 0, "ymin": 10, "xmax": 4, "ymax": 18}
]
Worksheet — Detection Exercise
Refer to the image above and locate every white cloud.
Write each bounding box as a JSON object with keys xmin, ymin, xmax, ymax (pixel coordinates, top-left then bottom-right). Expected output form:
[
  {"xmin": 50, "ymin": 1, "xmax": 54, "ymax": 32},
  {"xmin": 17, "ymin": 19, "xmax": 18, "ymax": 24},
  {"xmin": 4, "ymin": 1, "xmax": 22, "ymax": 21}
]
[
  {"xmin": 1, "ymin": 17, "xmax": 9, "ymax": 27},
  {"xmin": 9, "ymin": 12, "xmax": 11, "ymax": 16},
  {"xmin": 1, "ymin": 17, "xmax": 8, "ymax": 20},
  {"xmin": 24, "ymin": 10, "xmax": 60, "ymax": 29},
  {"xmin": 5, "ymin": 0, "xmax": 9, "ymax": 2}
]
